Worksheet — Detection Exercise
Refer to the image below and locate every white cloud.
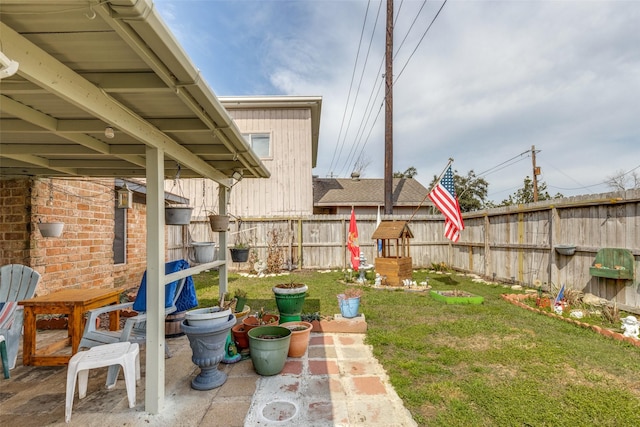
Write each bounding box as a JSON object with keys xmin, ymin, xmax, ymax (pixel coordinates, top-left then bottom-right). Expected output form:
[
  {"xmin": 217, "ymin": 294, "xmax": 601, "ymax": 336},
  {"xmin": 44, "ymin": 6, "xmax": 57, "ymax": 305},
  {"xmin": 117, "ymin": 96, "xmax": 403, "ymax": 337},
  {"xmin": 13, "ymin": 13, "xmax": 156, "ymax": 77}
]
[{"xmin": 155, "ymin": 0, "xmax": 640, "ymax": 201}]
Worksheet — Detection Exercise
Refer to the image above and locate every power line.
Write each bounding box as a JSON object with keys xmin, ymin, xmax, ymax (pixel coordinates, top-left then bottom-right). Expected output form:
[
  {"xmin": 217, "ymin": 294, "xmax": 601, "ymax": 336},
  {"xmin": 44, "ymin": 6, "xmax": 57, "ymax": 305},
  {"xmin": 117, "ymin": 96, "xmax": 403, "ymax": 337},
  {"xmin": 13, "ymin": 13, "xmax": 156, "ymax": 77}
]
[
  {"xmin": 393, "ymin": 0, "xmax": 448, "ymax": 85},
  {"xmin": 334, "ymin": 1, "xmax": 385, "ymax": 177},
  {"xmin": 327, "ymin": 0, "xmax": 373, "ymax": 176},
  {"xmin": 348, "ymin": 0, "xmax": 447, "ymax": 173}
]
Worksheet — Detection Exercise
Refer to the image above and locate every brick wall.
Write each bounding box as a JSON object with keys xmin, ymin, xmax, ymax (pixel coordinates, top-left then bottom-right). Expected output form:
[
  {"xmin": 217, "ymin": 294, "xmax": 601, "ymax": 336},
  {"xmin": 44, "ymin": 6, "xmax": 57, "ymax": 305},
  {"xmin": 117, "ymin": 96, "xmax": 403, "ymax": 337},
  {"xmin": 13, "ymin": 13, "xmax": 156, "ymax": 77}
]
[
  {"xmin": 1, "ymin": 177, "xmax": 176, "ymax": 296},
  {"xmin": 0, "ymin": 178, "xmax": 149, "ymax": 295},
  {"xmin": 0, "ymin": 178, "xmax": 32, "ymax": 265},
  {"xmin": 28, "ymin": 178, "xmax": 116, "ymax": 293}
]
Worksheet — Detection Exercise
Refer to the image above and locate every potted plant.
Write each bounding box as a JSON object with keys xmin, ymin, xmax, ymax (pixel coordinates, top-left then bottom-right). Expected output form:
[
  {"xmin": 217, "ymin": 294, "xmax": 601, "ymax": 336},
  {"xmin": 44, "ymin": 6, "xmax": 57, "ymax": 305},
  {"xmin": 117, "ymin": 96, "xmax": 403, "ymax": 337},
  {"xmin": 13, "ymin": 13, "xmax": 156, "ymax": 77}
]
[
  {"xmin": 229, "ymin": 242, "xmax": 250, "ymax": 262},
  {"xmin": 242, "ymin": 308, "xmax": 279, "ymax": 332},
  {"xmin": 208, "ymin": 211, "xmax": 230, "ymax": 232},
  {"xmin": 248, "ymin": 325, "xmax": 292, "ymax": 376},
  {"xmin": 231, "ymin": 323, "xmax": 250, "ymax": 349},
  {"xmin": 180, "ymin": 312, "xmax": 235, "ymax": 390},
  {"xmin": 272, "ymin": 282, "xmax": 308, "ymax": 323},
  {"xmin": 233, "ymin": 288, "xmax": 248, "ymax": 312},
  {"xmin": 280, "ymin": 321, "xmax": 313, "ymax": 357},
  {"xmin": 337, "ymin": 287, "xmax": 363, "ymax": 318}
]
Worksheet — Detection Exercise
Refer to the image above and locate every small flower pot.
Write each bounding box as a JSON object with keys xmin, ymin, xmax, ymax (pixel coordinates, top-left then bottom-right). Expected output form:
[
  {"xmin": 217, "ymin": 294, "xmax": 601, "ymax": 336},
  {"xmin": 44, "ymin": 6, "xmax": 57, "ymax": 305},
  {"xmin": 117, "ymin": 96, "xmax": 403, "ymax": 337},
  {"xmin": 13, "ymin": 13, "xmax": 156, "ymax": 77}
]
[
  {"xmin": 337, "ymin": 295, "xmax": 361, "ymax": 318},
  {"xmin": 555, "ymin": 245, "xmax": 576, "ymax": 256},
  {"xmin": 231, "ymin": 324, "xmax": 249, "ymax": 349},
  {"xmin": 242, "ymin": 314, "xmax": 280, "ymax": 333},
  {"xmin": 280, "ymin": 321, "xmax": 313, "ymax": 357},
  {"xmin": 208, "ymin": 215, "xmax": 230, "ymax": 232}
]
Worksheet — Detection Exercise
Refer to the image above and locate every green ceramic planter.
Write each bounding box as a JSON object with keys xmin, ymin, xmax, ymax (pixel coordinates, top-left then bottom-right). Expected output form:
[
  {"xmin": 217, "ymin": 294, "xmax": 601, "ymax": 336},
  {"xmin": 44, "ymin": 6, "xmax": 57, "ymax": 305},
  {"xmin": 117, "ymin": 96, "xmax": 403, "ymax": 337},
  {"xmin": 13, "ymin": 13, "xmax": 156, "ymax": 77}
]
[
  {"xmin": 430, "ymin": 290, "xmax": 484, "ymax": 305},
  {"xmin": 248, "ymin": 325, "xmax": 291, "ymax": 376},
  {"xmin": 273, "ymin": 284, "xmax": 308, "ymax": 323}
]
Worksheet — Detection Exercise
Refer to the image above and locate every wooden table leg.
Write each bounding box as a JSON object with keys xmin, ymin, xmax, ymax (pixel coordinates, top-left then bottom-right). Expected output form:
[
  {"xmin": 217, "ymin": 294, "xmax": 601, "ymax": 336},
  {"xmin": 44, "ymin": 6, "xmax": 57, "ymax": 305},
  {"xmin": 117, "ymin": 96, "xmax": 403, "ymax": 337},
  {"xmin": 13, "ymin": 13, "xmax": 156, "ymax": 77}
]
[
  {"xmin": 109, "ymin": 304, "xmax": 120, "ymax": 331},
  {"xmin": 22, "ymin": 307, "xmax": 36, "ymax": 366},
  {"xmin": 70, "ymin": 304, "xmax": 83, "ymax": 355}
]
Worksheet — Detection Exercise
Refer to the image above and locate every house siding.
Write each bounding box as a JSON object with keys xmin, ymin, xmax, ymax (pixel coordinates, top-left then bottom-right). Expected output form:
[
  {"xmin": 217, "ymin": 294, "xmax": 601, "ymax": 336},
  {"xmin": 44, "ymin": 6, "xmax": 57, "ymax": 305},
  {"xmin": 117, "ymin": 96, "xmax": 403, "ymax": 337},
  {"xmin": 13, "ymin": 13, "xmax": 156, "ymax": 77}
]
[{"xmin": 228, "ymin": 108, "xmax": 314, "ymax": 217}]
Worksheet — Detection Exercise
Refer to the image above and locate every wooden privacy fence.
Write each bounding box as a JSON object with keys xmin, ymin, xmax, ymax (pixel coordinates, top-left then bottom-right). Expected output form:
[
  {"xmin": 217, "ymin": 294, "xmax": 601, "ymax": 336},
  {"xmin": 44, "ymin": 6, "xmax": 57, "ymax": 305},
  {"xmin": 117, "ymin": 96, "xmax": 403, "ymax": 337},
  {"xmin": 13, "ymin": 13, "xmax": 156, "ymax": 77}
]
[{"xmin": 170, "ymin": 189, "xmax": 640, "ymax": 312}]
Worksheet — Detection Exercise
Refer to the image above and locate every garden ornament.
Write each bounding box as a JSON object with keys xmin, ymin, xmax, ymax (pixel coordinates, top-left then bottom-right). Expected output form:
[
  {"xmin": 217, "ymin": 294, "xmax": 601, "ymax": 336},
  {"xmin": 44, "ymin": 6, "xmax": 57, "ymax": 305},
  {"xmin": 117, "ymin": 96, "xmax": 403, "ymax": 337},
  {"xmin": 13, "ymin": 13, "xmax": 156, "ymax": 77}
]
[
  {"xmin": 374, "ymin": 273, "xmax": 382, "ymax": 287},
  {"xmin": 621, "ymin": 316, "xmax": 639, "ymax": 339},
  {"xmin": 357, "ymin": 253, "xmax": 373, "ymax": 283}
]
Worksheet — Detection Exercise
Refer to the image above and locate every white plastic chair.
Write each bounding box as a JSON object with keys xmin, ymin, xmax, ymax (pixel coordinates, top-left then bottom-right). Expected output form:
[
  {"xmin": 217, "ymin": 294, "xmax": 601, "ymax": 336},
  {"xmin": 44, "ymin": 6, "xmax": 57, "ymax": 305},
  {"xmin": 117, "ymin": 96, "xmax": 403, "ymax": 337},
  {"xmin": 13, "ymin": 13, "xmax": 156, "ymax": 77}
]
[
  {"xmin": 65, "ymin": 342, "xmax": 140, "ymax": 423},
  {"xmin": 79, "ymin": 268, "xmax": 188, "ymax": 356}
]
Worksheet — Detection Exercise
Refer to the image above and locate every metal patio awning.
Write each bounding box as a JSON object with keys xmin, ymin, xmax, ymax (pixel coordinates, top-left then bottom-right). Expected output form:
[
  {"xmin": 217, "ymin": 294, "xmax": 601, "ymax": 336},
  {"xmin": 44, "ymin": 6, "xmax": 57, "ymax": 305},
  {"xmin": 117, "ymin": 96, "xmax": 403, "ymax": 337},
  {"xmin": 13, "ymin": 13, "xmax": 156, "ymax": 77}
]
[
  {"xmin": 0, "ymin": 0, "xmax": 269, "ymax": 184},
  {"xmin": 0, "ymin": 0, "xmax": 270, "ymax": 415}
]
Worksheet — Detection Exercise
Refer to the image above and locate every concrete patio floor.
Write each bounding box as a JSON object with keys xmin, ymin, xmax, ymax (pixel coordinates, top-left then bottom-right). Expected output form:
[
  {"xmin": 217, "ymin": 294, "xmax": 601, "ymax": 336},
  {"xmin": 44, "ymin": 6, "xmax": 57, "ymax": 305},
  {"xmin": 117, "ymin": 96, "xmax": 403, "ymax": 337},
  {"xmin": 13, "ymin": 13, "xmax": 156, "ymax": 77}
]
[{"xmin": 0, "ymin": 319, "xmax": 416, "ymax": 427}]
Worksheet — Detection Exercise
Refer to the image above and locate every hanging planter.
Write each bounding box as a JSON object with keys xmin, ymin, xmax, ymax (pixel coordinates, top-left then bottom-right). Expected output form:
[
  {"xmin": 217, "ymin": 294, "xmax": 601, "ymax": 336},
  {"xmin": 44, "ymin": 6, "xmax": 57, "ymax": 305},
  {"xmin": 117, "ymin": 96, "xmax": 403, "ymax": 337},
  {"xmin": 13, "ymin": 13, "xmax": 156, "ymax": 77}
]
[
  {"xmin": 230, "ymin": 247, "xmax": 250, "ymax": 262},
  {"xmin": 38, "ymin": 222, "xmax": 64, "ymax": 238},
  {"xmin": 165, "ymin": 206, "xmax": 193, "ymax": 225},
  {"xmin": 190, "ymin": 242, "xmax": 217, "ymax": 264},
  {"xmin": 208, "ymin": 214, "xmax": 230, "ymax": 232}
]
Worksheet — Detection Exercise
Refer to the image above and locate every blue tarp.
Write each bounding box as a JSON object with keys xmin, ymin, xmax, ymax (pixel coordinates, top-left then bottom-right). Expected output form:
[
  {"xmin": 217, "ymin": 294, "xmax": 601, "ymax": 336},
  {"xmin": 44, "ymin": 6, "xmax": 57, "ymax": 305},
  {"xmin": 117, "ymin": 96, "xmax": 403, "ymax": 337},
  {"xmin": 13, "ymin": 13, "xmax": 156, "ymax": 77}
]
[{"xmin": 132, "ymin": 259, "xmax": 198, "ymax": 313}]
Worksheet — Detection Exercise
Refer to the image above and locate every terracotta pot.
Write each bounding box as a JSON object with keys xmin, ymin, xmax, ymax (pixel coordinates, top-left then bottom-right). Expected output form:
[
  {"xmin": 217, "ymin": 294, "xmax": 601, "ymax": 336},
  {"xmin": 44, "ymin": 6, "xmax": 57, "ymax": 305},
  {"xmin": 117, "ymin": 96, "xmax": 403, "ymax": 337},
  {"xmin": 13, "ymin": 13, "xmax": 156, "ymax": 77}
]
[
  {"xmin": 231, "ymin": 323, "xmax": 249, "ymax": 349},
  {"xmin": 535, "ymin": 297, "xmax": 551, "ymax": 308},
  {"xmin": 242, "ymin": 314, "xmax": 280, "ymax": 334},
  {"xmin": 280, "ymin": 321, "xmax": 313, "ymax": 357}
]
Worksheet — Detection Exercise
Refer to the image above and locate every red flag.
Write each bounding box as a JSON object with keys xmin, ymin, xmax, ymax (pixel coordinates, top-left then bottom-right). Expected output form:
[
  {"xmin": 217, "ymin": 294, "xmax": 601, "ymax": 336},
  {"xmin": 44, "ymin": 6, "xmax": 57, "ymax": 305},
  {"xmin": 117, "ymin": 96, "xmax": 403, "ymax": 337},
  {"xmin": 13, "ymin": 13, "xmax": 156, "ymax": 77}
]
[
  {"xmin": 347, "ymin": 208, "xmax": 360, "ymax": 270},
  {"xmin": 428, "ymin": 166, "xmax": 464, "ymax": 242}
]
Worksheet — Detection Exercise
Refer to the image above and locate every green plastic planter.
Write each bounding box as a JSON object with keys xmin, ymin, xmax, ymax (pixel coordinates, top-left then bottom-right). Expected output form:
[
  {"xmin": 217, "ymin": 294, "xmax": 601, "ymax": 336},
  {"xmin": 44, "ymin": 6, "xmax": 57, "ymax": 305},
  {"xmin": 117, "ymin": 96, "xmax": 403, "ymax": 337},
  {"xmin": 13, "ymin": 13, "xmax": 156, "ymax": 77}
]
[
  {"xmin": 272, "ymin": 284, "xmax": 308, "ymax": 323},
  {"xmin": 429, "ymin": 290, "xmax": 484, "ymax": 305},
  {"xmin": 248, "ymin": 325, "xmax": 291, "ymax": 376}
]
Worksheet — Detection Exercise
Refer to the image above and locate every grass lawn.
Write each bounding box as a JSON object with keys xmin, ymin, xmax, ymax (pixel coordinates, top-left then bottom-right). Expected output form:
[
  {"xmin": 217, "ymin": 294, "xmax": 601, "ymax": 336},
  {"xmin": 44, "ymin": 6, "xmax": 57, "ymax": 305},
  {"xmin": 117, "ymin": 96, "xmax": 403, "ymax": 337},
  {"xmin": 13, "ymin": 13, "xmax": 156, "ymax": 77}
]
[{"xmin": 192, "ymin": 268, "xmax": 640, "ymax": 426}]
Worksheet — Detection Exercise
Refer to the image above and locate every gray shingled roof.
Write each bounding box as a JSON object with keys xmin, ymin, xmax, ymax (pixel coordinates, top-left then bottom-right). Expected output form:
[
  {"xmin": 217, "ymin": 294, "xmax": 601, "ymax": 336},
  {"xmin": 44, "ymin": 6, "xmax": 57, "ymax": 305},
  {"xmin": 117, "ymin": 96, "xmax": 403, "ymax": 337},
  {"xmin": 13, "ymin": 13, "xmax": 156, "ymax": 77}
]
[{"xmin": 313, "ymin": 177, "xmax": 432, "ymax": 207}]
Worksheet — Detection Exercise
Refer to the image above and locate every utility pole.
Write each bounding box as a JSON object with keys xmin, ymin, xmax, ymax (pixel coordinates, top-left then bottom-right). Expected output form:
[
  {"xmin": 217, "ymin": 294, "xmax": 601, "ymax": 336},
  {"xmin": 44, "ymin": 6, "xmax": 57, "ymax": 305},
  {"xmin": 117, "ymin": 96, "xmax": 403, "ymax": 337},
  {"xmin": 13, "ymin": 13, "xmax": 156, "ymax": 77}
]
[
  {"xmin": 531, "ymin": 145, "xmax": 540, "ymax": 202},
  {"xmin": 384, "ymin": 0, "xmax": 394, "ymax": 214}
]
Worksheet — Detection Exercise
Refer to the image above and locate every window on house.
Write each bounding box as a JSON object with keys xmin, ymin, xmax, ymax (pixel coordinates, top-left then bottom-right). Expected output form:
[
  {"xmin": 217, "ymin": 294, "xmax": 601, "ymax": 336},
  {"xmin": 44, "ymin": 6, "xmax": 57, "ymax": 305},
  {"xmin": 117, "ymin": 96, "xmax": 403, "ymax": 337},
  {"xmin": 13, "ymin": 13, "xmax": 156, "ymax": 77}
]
[
  {"xmin": 243, "ymin": 133, "xmax": 271, "ymax": 158},
  {"xmin": 113, "ymin": 199, "xmax": 127, "ymax": 264}
]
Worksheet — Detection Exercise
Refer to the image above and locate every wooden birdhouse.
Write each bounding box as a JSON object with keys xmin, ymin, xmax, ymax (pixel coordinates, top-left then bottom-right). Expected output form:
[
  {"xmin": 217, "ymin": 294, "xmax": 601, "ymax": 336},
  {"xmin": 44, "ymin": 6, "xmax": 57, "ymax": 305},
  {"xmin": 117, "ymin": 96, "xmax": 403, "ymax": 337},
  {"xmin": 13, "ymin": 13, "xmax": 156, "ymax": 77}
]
[{"xmin": 371, "ymin": 221, "xmax": 413, "ymax": 286}]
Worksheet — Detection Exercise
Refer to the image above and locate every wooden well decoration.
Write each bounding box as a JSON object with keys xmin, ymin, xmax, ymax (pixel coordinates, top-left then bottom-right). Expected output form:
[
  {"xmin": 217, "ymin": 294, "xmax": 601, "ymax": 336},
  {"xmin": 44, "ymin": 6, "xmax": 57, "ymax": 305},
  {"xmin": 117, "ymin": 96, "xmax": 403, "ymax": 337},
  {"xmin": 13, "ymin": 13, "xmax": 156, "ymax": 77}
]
[{"xmin": 371, "ymin": 221, "xmax": 413, "ymax": 286}]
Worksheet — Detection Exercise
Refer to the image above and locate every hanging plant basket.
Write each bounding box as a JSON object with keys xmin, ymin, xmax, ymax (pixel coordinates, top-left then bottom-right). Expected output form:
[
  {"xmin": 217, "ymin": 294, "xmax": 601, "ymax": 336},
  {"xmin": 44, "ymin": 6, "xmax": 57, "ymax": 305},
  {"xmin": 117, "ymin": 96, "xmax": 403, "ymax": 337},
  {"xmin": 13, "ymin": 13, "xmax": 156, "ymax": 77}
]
[
  {"xmin": 230, "ymin": 247, "xmax": 250, "ymax": 262},
  {"xmin": 165, "ymin": 206, "xmax": 193, "ymax": 225},
  {"xmin": 38, "ymin": 222, "xmax": 64, "ymax": 237},
  {"xmin": 190, "ymin": 242, "xmax": 217, "ymax": 264},
  {"xmin": 208, "ymin": 214, "xmax": 230, "ymax": 232}
]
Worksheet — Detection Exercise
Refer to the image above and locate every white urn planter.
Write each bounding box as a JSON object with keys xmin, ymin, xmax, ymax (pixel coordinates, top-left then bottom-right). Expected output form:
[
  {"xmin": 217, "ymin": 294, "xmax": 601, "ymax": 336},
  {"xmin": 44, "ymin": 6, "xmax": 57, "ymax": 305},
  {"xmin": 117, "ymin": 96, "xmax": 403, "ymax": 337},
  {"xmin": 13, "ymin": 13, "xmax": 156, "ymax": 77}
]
[{"xmin": 186, "ymin": 307, "xmax": 232, "ymax": 328}]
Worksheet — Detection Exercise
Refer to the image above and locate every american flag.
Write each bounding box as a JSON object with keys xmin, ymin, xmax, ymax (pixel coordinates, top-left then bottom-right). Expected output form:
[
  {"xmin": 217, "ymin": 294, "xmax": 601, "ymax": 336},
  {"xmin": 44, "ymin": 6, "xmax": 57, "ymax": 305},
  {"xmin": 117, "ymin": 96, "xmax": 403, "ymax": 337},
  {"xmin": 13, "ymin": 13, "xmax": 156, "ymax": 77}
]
[{"xmin": 428, "ymin": 166, "xmax": 464, "ymax": 242}]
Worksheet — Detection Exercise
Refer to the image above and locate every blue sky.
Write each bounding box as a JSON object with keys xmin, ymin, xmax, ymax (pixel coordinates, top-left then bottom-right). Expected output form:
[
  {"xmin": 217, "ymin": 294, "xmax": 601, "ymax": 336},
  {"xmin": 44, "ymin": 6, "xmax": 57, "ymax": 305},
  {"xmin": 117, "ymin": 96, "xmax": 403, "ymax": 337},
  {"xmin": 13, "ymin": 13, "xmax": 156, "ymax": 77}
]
[{"xmin": 155, "ymin": 0, "xmax": 640, "ymax": 202}]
